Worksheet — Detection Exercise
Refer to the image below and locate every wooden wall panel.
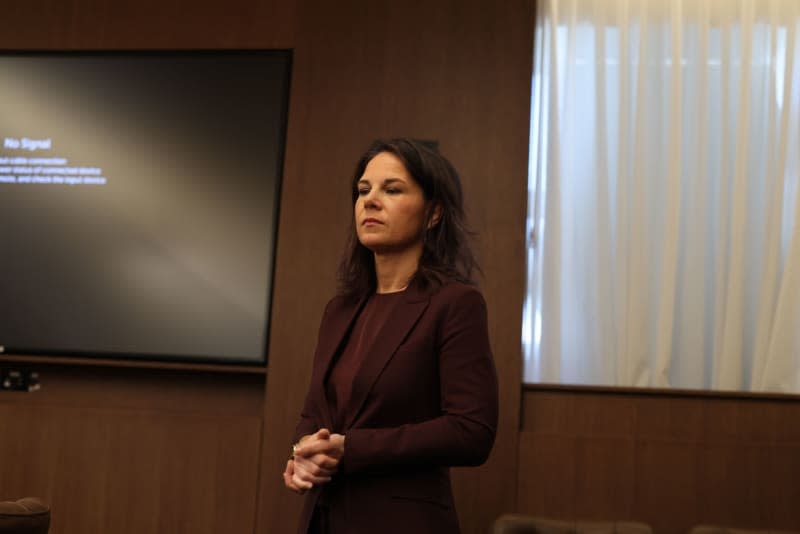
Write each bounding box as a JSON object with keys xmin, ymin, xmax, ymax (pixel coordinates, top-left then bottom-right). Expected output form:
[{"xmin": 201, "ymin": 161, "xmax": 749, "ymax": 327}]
[
  {"xmin": 519, "ymin": 387, "xmax": 800, "ymax": 534},
  {"xmin": 0, "ymin": 367, "xmax": 264, "ymax": 534},
  {"xmin": 0, "ymin": 0, "xmax": 296, "ymax": 49}
]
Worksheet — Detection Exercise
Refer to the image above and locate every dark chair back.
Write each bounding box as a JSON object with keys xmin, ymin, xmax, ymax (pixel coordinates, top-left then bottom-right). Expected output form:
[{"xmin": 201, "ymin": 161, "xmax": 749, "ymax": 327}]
[
  {"xmin": 688, "ymin": 525, "xmax": 800, "ymax": 534},
  {"xmin": 0, "ymin": 498, "xmax": 50, "ymax": 534},
  {"xmin": 493, "ymin": 515, "xmax": 653, "ymax": 534}
]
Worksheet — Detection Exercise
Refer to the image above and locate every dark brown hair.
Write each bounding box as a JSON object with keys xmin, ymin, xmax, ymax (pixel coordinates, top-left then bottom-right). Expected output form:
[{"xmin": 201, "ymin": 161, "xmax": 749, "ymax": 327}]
[{"xmin": 337, "ymin": 138, "xmax": 480, "ymax": 299}]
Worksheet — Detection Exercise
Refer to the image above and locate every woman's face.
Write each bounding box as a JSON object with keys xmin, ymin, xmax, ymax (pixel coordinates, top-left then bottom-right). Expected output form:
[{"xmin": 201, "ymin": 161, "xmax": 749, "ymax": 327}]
[{"xmin": 354, "ymin": 151, "xmax": 428, "ymax": 255}]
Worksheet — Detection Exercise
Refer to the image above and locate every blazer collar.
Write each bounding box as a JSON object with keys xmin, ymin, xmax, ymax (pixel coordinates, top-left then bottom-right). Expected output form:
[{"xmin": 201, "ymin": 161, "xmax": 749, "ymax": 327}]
[
  {"xmin": 320, "ymin": 285, "xmax": 431, "ymax": 430},
  {"xmin": 315, "ymin": 293, "xmax": 369, "ymax": 430},
  {"xmin": 350, "ymin": 286, "xmax": 430, "ymax": 428}
]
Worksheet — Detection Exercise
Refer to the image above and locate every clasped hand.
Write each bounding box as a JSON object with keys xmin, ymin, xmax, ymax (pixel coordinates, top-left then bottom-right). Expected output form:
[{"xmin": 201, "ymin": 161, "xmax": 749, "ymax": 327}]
[{"xmin": 283, "ymin": 428, "xmax": 345, "ymax": 494}]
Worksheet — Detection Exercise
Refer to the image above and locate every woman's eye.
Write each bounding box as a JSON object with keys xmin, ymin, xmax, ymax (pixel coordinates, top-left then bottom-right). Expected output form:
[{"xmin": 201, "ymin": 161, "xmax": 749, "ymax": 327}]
[
  {"xmin": 385, "ymin": 188, "xmax": 400, "ymax": 194},
  {"xmin": 357, "ymin": 189, "xmax": 370, "ymax": 196}
]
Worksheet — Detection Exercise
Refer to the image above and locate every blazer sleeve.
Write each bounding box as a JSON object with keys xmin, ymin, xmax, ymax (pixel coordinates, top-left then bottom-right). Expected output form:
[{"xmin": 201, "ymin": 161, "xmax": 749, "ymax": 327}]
[{"xmin": 339, "ymin": 287, "xmax": 498, "ymax": 474}]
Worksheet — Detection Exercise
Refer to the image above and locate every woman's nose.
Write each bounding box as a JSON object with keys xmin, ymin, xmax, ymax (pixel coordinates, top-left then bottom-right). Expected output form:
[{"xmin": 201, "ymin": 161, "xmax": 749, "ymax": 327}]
[{"xmin": 363, "ymin": 193, "xmax": 381, "ymax": 209}]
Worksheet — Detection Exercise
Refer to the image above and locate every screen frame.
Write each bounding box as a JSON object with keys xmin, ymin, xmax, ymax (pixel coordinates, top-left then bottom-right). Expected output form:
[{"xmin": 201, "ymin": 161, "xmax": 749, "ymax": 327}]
[{"xmin": 0, "ymin": 48, "xmax": 293, "ymax": 367}]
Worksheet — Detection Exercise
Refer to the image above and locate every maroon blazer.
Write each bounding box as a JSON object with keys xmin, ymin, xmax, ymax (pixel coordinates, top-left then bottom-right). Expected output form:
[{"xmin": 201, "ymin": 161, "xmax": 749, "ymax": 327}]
[{"xmin": 293, "ymin": 280, "xmax": 498, "ymax": 534}]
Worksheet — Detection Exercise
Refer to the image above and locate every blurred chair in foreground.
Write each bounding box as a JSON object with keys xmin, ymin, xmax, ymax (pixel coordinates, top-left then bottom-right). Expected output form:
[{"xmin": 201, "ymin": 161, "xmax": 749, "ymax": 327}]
[
  {"xmin": 0, "ymin": 498, "xmax": 50, "ymax": 534},
  {"xmin": 688, "ymin": 525, "xmax": 800, "ymax": 534},
  {"xmin": 493, "ymin": 515, "xmax": 653, "ymax": 534}
]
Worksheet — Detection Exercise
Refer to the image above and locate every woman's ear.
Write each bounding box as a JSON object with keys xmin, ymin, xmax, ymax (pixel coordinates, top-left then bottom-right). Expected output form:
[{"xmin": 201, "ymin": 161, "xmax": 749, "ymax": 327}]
[{"xmin": 428, "ymin": 204, "xmax": 443, "ymax": 229}]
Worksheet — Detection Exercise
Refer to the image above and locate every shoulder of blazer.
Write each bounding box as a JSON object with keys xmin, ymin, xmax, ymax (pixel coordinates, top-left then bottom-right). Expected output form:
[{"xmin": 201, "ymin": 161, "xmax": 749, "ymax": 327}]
[{"xmin": 426, "ymin": 279, "xmax": 486, "ymax": 309}]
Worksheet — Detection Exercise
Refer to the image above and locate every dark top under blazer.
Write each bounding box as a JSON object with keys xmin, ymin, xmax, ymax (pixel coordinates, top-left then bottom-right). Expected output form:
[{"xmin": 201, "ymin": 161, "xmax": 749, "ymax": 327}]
[{"xmin": 294, "ymin": 280, "xmax": 499, "ymax": 534}]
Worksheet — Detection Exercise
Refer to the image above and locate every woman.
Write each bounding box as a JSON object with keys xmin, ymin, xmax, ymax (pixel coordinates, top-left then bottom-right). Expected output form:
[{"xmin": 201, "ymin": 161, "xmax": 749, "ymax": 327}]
[{"xmin": 283, "ymin": 138, "xmax": 498, "ymax": 534}]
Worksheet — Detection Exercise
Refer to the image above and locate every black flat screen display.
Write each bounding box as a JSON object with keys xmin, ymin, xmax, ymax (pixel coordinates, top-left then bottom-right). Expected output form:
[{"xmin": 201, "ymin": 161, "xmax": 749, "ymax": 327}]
[{"xmin": 0, "ymin": 50, "xmax": 290, "ymax": 364}]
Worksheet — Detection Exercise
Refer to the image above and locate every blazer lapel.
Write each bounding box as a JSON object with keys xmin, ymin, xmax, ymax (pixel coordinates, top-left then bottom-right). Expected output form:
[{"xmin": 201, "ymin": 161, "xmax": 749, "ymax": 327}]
[
  {"xmin": 342, "ymin": 287, "xmax": 430, "ymax": 430},
  {"xmin": 315, "ymin": 294, "xmax": 369, "ymax": 431}
]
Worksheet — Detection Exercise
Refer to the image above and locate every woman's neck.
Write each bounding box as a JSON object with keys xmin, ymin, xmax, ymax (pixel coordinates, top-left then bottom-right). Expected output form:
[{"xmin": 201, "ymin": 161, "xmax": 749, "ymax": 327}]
[{"xmin": 373, "ymin": 246, "xmax": 421, "ymax": 294}]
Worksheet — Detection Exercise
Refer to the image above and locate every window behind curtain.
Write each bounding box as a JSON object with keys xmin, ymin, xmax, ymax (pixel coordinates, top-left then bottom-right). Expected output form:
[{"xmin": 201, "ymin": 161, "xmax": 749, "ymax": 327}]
[{"xmin": 524, "ymin": 0, "xmax": 800, "ymax": 392}]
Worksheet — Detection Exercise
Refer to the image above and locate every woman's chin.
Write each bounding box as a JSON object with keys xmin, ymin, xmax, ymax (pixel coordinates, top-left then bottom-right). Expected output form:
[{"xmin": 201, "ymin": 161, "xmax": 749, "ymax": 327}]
[
  {"xmin": 360, "ymin": 242, "xmax": 389, "ymax": 254},
  {"xmin": 358, "ymin": 235, "xmax": 423, "ymax": 256}
]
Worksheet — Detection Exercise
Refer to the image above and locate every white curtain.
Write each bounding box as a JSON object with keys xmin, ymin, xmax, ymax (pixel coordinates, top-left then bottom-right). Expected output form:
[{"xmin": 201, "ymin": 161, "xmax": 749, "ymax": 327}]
[{"xmin": 524, "ymin": 0, "xmax": 800, "ymax": 393}]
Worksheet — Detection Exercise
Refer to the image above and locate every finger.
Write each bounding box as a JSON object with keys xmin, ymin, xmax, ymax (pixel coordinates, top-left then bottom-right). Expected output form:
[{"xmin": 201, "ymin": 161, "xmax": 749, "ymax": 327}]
[
  {"xmin": 292, "ymin": 470, "xmax": 314, "ymax": 490},
  {"xmin": 311, "ymin": 453, "xmax": 340, "ymax": 471},
  {"xmin": 295, "ymin": 438, "xmax": 335, "ymax": 457},
  {"xmin": 286, "ymin": 476, "xmax": 307, "ymax": 494},
  {"xmin": 297, "ymin": 462, "xmax": 334, "ymax": 478},
  {"xmin": 283, "ymin": 461, "xmax": 306, "ymax": 494},
  {"xmin": 294, "ymin": 457, "xmax": 332, "ymax": 485},
  {"xmin": 294, "ymin": 462, "xmax": 331, "ymax": 485},
  {"xmin": 283, "ymin": 469, "xmax": 297, "ymax": 489},
  {"xmin": 293, "ymin": 429, "xmax": 330, "ymax": 457},
  {"xmin": 299, "ymin": 433, "xmax": 343, "ymax": 459},
  {"xmin": 329, "ymin": 434, "xmax": 346, "ymax": 457},
  {"xmin": 297, "ymin": 454, "xmax": 337, "ymax": 477}
]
